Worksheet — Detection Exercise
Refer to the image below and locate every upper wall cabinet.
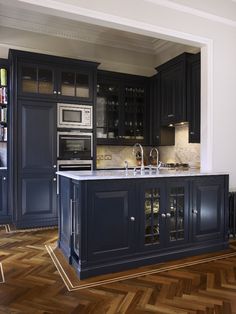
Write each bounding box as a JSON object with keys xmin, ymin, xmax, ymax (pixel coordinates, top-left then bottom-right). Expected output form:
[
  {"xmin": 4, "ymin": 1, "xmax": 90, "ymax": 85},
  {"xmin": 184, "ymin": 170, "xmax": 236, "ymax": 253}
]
[
  {"xmin": 157, "ymin": 53, "xmax": 190, "ymax": 126},
  {"xmin": 11, "ymin": 50, "xmax": 99, "ymax": 103},
  {"xmin": 96, "ymin": 70, "xmax": 148, "ymax": 145},
  {"xmin": 149, "ymin": 74, "xmax": 175, "ymax": 146},
  {"xmin": 187, "ymin": 53, "xmax": 200, "ymax": 143}
]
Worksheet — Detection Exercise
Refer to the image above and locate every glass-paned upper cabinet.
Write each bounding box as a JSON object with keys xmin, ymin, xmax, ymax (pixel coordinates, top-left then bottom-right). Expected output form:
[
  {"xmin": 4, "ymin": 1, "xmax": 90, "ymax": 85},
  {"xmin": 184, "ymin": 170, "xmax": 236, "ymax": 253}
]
[
  {"xmin": 20, "ymin": 64, "xmax": 56, "ymax": 96},
  {"xmin": 144, "ymin": 188, "xmax": 160, "ymax": 245},
  {"xmin": 96, "ymin": 82, "xmax": 120, "ymax": 141},
  {"xmin": 58, "ymin": 69, "xmax": 92, "ymax": 101},
  {"xmin": 123, "ymin": 86, "xmax": 145, "ymax": 140}
]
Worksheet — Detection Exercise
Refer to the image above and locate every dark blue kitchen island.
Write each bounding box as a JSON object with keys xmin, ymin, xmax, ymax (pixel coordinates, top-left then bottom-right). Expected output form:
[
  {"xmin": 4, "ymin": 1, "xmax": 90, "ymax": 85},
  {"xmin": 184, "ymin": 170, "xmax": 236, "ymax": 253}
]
[{"xmin": 57, "ymin": 169, "xmax": 229, "ymax": 279}]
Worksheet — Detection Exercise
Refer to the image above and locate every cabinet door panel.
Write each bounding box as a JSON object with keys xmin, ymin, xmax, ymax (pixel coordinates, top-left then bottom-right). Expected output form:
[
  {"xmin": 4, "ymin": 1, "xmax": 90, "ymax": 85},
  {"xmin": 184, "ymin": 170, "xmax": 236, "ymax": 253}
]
[
  {"xmin": 19, "ymin": 63, "xmax": 56, "ymax": 97},
  {"xmin": 138, "ymin": 180, "xmax": 165, "ymax": 252},
  {"xmin": 87, "ymin": 181, "xmax": 135, "ymax": 261},
  {"xmin": 192, "ymin": 177, "xmax": 224, "ymax": 242},
  {"xmin": 19, "ymin": 174, "xmax": 57, "ymax": 220},
  {"xmin": 58, "ymin": 68, "xmax": 93, "ymax": 102},
  {"xmin": 19, "ymin": 100, "xmax": 56, "ymax": 172},
  {"xmin": 165, "ymin": 180, "xmax": 189, "ymax": 246}
]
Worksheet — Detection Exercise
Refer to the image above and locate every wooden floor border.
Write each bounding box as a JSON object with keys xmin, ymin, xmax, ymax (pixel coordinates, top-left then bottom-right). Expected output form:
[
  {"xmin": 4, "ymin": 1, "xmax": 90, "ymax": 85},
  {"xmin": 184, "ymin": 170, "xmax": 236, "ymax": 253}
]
[
  {"xmin": 45, "ymin": 244, "xmax": 236, "ymax": 292},
  {"xmin": 1, "ymin": 224, "xmax": 57, "ymax": 233},
  {"xmin": 0, "ymin": 263, "xmax": 5, "ymax": 284}
]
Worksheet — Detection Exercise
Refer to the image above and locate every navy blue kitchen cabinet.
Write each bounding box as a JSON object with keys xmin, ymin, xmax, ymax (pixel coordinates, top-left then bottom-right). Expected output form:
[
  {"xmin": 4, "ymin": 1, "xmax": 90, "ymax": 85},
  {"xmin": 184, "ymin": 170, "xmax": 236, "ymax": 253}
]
[
  {"xmin": 149, "ymin": 73, "xmax": 175, "ymax": 146},
  {"xmin": 8, "ymin": 49, "xmax": 98, "ymax": 228},
  {"xmin": 96, "ymin": 70, "xmax": 148, "ymax": 145},
  {"xmin": 87, "ymin": 180, "xmax": 136, "ymax": 262},
  {"xmin": 187, "ymin": 53, "xmax": 200, "ymax": 143},
  {"xmin": 157, "ymin": 54, "xmax": 187, "ymax": 125},
  {"xmin": 15, "ymin": 50, "xmax": 98, "ymax": 103},
  {"xmin": 58, "ymin": 174, "xmax": 229, "ymax": 279},
  {"xmin": 14, "ymin": 100, "xmax": 57, "ymax": 228},
  {"xmin": 8, "ymin": 98, "xmax": 58, "ymax": 228},
  {"xmin": 191, "ymin": 176, "xmax": 226, "ymax": 243},
  {"xmin": 0, "ymin": 170, "xmax": 9, "ymax": 223}
]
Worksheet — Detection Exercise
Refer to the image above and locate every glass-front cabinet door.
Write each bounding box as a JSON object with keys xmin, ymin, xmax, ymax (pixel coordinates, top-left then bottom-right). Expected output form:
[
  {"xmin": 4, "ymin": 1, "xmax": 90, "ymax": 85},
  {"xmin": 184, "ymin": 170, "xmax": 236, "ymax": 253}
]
[
  {"xmin": 144, "ymin": 187, "xmax": 161, "ymax": 245},
  {"xmin": 19, "ymin": 63, "xmax": 56, "ymax": 97},
  {"xmin": 165, "ymin": 180, "xmax": 188, "ymax": 246},
  {"xmin": 123, "ymin": 85, "xmax": 145, "ymax": 141},
  {"xmin": 140, "ymin": 179, "xmax": 188, "ymax": 252},
  {"xmin": 140, "ymin": 181, "xmax": 165, "ymax": 251},
  {"xmin": 58, "ymin": 68, "xmax": 92, "ymax": 101},
  {"xmin": 96, "ymin": 81, "xmax": 121, "ymax": 141}
]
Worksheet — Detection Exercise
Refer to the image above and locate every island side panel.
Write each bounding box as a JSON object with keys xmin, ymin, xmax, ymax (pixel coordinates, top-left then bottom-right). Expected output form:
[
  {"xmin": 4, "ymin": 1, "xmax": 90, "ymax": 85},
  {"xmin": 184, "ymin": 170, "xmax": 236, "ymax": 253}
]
[{"xmin": 58, "ymin": 176, "xmax": 73, "ymax": 262}]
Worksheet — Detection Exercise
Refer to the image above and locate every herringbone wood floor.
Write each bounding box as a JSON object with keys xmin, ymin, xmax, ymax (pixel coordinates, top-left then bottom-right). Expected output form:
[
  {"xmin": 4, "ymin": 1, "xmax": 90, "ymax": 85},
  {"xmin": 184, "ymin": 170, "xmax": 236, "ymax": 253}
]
[{"xmin": 0, "ymin": 226, "xmax": 236, "ymax": 314}]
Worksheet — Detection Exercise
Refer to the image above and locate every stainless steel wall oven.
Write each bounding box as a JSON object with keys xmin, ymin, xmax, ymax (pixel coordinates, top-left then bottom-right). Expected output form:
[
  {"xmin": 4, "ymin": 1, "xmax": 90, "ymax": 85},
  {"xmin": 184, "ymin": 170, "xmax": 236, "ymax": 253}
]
[{"xmin": 57, "ymin": 131, "xmax": 93, "ymax": 160}]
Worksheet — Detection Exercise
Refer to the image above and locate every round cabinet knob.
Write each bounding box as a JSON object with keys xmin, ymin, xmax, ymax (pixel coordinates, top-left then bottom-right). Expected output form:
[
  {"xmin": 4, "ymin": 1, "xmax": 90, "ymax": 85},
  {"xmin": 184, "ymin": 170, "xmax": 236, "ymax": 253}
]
[
  {"xmin": 130, "ymin": 216, "xmax": 135, "ymax": 221},
  {"xmin": 166, "ymin": 213, "xmax": 171, "ymax": 218},
  {"xmin": 161, "ymin": 213, "xmax": 166, "ymax": 218},
  {"xmin": 53, "ymin": 178, "xmax": 57, "ymax": 181},
  {"xmin": 58, "ymin": 91, "xmax": 61, "ymax": 95},
  {"xmin": 53, "ymin": 165, "xmax": 57, "ymax": 168},
  {"xmin": 3, "ymin": 177, "xmax": 6, "ymax": 181},
  {"xmin": 53, "ymin": 91, "xmax": 57, "ymax": 94},
  {"xmin": 192, "ymin": 209, "xmax": 198, "ymax": 215}
]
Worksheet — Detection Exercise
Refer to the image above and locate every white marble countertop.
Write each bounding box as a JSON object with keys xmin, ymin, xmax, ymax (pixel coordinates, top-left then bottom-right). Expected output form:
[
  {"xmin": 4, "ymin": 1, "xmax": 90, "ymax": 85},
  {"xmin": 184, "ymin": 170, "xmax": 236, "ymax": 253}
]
[{"xmin": 57, "ymin": 169, "xmax": 228, "ymax": 181}]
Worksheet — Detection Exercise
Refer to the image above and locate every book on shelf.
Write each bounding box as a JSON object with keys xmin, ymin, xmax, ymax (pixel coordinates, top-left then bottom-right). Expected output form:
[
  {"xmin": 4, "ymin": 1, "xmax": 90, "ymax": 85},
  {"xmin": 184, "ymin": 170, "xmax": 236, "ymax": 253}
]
[
  {"xmin": 0, "ymin": 87, "xmax": 7, "ymax": 105},
  {"xmin": 0, "ymin": 126, "xmax": 7, "ymax": 141},
  {"xmin": 0, "ymin": 107, "xmax": 7, "ymax": 123},
  {"xmin": 0, "ymin": 68, "xmax": 7, "ymax": 86}
]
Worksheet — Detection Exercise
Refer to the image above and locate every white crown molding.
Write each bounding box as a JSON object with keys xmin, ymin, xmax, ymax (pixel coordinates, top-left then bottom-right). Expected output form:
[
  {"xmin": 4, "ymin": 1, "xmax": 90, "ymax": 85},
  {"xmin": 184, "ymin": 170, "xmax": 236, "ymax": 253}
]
[
  {"xmin": 0, "ymin": 14, "xmax": 157, "ymax": 55},
  {"xmin": 146, "ymin": 0, "xmax": 236, "ymax": 28}
]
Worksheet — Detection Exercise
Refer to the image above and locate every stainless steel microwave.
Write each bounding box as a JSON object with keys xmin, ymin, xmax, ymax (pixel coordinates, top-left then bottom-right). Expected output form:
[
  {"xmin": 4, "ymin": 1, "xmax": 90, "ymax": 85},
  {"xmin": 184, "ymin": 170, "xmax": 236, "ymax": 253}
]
[{"xmin": 57, "ymin": 103, "xmax": 93, "ymax": 129}]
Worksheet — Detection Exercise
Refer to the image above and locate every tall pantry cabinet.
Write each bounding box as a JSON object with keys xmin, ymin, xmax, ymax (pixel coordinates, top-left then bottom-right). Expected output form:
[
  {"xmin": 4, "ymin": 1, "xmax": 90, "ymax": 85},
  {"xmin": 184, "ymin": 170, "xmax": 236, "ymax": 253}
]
[{"xmin": 8, "ymin": 50, "xmax": 98, "ymax": 228}]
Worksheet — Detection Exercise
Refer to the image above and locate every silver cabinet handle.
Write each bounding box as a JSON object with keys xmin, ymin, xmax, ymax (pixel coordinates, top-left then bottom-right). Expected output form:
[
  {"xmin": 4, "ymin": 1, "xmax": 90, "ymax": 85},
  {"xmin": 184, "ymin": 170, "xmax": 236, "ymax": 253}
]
[
  {"xmin": 190, "ymin": 132, "xmax": 195, "ymax": 135},
  {"xmin": 53, "ymin": 165, "xmax": 57, "ymax": 168},
  {"xmin": 53, "ymin": 90, "xmax": 57, "ymax": 94},
  {"xmin": 167, "ymin": 114, "xmax": 174, "ymax": 118},
  {"xmin": 53, "ymin": 178, "xmax": 57, "ymax": 181},
  {"xmin": 161, "ymin": 213, "xmax": 166, "ymax": 218},
  {"xmin": 166, "ymin": 213, "xmax": 171, "ymax": 218},
  {"xmin": 192, "ymin": 209, "xmax": 198, "ymax": 214},
  {"xmin": 130, "ymin": 216, "xmax": 135, "ymax": 221}
]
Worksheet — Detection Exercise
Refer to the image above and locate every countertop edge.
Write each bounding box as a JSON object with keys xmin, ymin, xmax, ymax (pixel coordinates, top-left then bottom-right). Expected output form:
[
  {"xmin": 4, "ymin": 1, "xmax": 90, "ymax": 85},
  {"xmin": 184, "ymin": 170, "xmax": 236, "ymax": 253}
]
[{"xmin": 56, "ymin": 170, "xmax": 229, "ymax": 181}]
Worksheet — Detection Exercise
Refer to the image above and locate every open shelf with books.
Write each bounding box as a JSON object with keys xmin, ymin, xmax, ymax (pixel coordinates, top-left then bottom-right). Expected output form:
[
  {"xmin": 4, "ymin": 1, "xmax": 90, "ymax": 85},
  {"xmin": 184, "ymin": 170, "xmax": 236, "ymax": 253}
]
[{"xmin": 0, "ymin": 60, "xmax": 8, "ymax": 142}]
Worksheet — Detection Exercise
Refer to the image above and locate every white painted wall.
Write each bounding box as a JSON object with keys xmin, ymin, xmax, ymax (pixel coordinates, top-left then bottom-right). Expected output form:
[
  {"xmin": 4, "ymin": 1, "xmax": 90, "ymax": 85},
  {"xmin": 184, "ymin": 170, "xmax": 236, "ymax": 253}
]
[{"xmin": 1, "ymin": 0, "xmax": 236, "ymax": 188}]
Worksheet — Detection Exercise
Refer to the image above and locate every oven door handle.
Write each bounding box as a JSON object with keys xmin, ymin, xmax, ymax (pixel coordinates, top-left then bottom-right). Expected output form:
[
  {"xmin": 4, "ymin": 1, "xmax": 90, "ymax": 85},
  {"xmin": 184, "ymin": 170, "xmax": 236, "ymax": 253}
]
[
  {"xmin": 60, "ymin": 136, "xmax": 91, "ymax": 140},
  {"xmin": 59, "ymin": 165, "xmax": 91, "ymax": 169}
]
